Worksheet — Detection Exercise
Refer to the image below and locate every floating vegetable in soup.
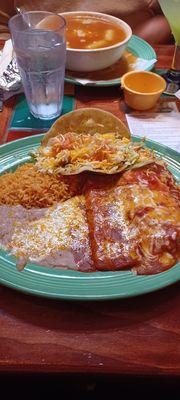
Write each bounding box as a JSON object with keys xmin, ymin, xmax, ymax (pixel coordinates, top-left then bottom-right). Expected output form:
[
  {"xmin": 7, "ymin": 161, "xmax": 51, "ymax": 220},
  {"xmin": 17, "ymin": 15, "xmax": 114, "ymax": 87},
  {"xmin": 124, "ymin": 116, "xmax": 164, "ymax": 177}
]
[{"xmin": 65, "ymin": 15, "xmax": 127, "ymax": 49}]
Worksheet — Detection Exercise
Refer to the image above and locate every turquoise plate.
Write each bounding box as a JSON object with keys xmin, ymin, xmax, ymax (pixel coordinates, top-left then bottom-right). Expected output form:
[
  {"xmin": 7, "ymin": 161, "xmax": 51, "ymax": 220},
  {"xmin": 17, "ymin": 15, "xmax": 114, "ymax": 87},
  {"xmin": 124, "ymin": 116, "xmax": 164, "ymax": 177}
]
[
  {"xmin": 0, "ymin": 135, "xmax": 179, "ymax": 300},
  {"xmin": 65, "ymin": 35, "xmax": 157, "ymax": 87}
]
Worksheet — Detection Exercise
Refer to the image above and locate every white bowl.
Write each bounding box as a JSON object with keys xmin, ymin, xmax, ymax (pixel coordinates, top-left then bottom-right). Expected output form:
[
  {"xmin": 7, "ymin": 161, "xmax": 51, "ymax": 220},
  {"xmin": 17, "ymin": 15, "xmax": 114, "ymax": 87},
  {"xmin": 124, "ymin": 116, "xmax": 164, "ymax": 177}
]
[{"xmin": 61, "ymin": 11, "xmax": 132, "ymax": 72}]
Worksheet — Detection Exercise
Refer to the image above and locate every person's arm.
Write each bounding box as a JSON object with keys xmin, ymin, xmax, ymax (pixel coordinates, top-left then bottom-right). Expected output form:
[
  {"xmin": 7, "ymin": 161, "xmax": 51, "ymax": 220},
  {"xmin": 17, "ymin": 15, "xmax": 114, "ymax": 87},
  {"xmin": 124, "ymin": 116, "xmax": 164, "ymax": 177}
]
[{"xmin": 133, "ymin": 15, "xmax": 172, "ymax": 44}]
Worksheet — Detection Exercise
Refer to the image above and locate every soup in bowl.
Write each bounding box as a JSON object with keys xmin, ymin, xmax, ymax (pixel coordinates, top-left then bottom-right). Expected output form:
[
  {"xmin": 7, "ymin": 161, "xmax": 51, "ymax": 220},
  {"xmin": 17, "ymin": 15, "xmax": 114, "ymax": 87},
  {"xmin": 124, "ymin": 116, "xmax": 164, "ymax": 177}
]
[{"xmin": 61, "ymin": 11, "xmax": 132, "ymax": 72}]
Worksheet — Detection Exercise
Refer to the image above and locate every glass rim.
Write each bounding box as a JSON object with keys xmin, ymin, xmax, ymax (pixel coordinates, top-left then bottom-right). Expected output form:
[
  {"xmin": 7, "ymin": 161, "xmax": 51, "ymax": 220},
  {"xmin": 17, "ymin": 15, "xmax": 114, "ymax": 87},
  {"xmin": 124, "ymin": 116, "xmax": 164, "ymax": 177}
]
[{"xmin": 8, "ymin": 11, "xmax": 66, "ymax": 34}]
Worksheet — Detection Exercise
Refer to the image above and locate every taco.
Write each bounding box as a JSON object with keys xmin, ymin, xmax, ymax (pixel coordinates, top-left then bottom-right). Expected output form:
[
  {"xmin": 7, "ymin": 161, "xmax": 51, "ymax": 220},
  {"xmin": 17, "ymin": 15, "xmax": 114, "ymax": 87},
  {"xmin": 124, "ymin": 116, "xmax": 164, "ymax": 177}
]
[
  {"xmin": 34, "ymin": 108, "xmax": 156, "ymax": 175},
  {"xmin": 41, "ymin": 108, "xmax": 130, "ymax": 145}
]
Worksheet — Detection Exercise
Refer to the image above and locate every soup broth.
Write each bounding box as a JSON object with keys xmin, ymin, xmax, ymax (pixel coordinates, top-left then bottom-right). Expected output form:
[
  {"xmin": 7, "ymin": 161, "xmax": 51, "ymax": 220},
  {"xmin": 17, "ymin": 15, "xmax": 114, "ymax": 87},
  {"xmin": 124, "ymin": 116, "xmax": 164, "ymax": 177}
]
[{"xmin": 65, "ymin": 15, "xmax": 126, "ymax": 49}]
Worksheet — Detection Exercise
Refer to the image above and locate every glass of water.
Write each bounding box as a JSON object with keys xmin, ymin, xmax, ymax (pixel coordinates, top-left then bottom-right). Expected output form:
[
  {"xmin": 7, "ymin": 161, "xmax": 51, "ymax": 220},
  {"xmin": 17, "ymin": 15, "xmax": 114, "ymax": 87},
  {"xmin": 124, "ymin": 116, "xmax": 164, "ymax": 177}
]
[{"xmin": 9, "ymin": 11, "xmax": 66, "ymax": 120}]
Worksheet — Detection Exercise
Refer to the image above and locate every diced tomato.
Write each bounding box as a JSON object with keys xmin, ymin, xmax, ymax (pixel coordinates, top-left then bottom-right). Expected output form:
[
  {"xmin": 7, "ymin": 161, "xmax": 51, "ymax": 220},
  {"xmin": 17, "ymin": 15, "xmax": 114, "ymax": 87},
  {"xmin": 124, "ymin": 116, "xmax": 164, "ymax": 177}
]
[
  {"xmin": 51, "ymin": 132, "xmax": 75, "ymax": 155},
  {"xmin": 93, "ymin": 146, "xmax": 109, "ymax": 161}
]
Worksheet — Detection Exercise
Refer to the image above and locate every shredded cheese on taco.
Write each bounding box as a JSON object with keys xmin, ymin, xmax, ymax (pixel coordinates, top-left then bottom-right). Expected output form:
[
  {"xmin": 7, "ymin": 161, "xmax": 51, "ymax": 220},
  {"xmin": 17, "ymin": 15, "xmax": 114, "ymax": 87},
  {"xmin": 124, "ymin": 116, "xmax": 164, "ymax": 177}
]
[{"xmin": 33, "ymin": 132, "xmax": 156, "ymax": 175}]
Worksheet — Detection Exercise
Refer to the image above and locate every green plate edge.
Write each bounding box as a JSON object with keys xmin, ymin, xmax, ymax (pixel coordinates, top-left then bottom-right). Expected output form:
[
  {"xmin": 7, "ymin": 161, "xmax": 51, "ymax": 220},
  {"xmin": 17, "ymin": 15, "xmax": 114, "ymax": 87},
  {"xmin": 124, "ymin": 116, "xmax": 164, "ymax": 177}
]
[
  {"xmin": 65, "ymin": 35, "xmax": 157, "ymax": 87},
  {"xmin": 0, "ymin": 134, "xmax": 179, "ymax": 300}
]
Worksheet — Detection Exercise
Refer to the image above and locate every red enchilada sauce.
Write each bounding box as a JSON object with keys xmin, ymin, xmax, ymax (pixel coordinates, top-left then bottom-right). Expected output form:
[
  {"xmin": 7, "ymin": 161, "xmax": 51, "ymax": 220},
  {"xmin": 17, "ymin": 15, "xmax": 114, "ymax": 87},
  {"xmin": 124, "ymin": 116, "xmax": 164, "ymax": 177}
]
[
  {"xmin": 0, "ymin": 164, "xmax": 179, "ymax": 275},
  {"xmin": 65, "ymin": 15, "xmax": 126, "ymax": 49},
  {"xmin": 85, "ymin": 163, "xmax": 180, "ymax": 274}
]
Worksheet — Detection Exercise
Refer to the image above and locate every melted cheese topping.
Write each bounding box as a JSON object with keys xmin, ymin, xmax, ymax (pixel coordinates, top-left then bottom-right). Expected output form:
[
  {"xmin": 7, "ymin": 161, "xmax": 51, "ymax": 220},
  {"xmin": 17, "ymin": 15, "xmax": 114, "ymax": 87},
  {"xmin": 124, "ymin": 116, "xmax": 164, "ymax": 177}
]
[
  {"xmin": 0, "ymin": 163, "xmax": 179, "ymax": 275},
  {"xmin": 85, "ymin": 181, "xmax": 180, "ymax": 273},
  {"xmin": 1, "ymin": 196, "xmax": 93, "ymax": 271}
]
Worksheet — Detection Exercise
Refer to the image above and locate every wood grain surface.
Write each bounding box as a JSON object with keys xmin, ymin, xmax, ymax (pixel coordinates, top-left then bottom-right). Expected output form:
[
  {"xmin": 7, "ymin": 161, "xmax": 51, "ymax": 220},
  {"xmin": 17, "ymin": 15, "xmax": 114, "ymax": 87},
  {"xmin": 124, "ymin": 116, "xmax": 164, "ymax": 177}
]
[
  {"xmin": 0, "ymin": 283, "xmax": 180, "ymax": 375},
  {"xmin": 0, "ymin": 284, "xmax": 180, "ymax": 376},
  {"xmin": 0, "ymin": 44, "xmax": 180, "ymax": 376}
]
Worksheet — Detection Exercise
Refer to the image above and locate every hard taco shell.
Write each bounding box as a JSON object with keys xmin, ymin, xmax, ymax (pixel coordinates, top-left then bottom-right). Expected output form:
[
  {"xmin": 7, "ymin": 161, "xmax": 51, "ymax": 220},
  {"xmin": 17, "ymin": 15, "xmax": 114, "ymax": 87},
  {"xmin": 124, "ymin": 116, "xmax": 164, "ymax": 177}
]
[
  {"xmin": 41, "ymin": 108, "xmax": 130, "ymax": 146},
  {"xmin": 37, "ymin": 108, "xmax": 155, "ymax": 176}
]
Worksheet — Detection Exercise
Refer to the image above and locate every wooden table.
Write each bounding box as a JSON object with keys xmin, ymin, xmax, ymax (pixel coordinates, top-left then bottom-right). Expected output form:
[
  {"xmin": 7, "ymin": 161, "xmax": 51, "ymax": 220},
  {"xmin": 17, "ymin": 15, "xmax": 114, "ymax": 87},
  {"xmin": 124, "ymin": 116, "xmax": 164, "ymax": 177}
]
[{"xmin": 0, "ymin": 45, "xmax": 180, "ymax": 393}]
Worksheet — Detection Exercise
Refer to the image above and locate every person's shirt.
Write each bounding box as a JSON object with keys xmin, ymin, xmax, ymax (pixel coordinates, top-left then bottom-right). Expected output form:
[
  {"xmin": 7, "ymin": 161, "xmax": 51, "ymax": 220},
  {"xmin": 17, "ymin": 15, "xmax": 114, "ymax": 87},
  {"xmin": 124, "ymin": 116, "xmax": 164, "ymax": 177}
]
[
  {"xmin": 0, "ymin": 0, "xmax": 171, "ymax": 43},
  {"xmin": 12, "ymin": 0, "xmax": 162, "ymax": 27}
]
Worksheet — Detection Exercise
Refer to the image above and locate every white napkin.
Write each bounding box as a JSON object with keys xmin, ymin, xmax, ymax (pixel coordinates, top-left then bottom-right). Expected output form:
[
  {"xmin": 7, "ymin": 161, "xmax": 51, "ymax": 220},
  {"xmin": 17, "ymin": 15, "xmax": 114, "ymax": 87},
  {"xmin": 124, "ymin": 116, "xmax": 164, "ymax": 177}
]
[
  {"xmin": 0, "ymin": 39, "xmax": 13, "ymax": 76},
  {"xmin": 0, "ymin": 39, "xmax": 22, "ymax": 100},
  {"xmin": 131, "ymin": 58, "xmax": 157, "ymax": 71},
  {"xmin": 175, "ymin": 89, "xmax": 180, "ymax": 100}
]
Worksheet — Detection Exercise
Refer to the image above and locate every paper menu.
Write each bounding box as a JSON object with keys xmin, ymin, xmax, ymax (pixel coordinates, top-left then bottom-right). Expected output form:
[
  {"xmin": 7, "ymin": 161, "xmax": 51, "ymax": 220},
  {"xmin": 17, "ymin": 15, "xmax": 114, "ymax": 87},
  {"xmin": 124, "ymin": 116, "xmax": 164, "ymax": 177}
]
[{"xmin": 126, "ymin": 111, "xmax": 180, "ymax": 153}]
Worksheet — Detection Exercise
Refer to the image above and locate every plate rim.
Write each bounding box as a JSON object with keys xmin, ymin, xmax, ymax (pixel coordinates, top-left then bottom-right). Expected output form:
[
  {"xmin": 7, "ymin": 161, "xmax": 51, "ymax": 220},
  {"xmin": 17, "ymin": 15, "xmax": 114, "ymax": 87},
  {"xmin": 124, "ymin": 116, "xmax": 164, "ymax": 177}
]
[
  {"xmin": 64, "ymin": 34, "xmax": 157, "ymax": 87},
  {"xmin": 0, "ymin": 264, "xmax": 179, "ymax": 301},
  {"xmin": 0, "ymin": 134, "xmax": 179, "ymax": 300}
]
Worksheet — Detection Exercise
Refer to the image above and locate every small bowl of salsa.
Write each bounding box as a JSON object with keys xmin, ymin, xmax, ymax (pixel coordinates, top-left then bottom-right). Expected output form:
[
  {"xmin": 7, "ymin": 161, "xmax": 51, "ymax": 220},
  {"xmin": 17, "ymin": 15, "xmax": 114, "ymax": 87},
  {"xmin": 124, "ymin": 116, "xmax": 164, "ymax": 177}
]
[
  {"xmin": 61, "ymin": 11, "xmax": 132, "ymax": 72},
  {"xmin": 121, "ymin": 71, "xmax": 166, "ymax": 110}
]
